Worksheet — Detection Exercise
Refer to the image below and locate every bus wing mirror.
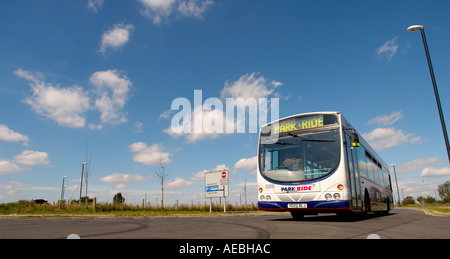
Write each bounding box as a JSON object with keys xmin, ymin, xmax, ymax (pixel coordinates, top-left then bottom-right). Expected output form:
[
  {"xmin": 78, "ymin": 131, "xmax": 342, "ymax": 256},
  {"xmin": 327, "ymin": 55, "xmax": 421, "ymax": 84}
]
[{"xmin": 351, "ymin": 133, "xmax": 360, "ymax": 147}]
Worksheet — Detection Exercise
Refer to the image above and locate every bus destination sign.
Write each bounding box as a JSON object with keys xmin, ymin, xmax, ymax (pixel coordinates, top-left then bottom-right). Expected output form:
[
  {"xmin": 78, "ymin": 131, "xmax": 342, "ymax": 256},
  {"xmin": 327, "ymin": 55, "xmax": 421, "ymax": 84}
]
[{"xmin": 273, "ymin": 115, "xmax": 324, "ymax": 134}]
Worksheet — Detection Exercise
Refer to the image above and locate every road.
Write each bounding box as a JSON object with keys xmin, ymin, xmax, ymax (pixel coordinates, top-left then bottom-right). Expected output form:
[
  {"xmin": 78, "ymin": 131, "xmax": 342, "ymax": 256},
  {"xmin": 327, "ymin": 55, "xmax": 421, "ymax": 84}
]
[{"xmin": 0, "ymin": 208, "xmax": 449, "ymax": 239}]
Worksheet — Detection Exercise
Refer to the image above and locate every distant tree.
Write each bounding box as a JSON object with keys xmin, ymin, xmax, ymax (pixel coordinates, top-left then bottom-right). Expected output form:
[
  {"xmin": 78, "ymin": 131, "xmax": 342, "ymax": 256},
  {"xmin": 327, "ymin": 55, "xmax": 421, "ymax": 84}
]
[
  {"xmin": 154, "ymin": 159, "xmax": 168, "ymax": 209},
  {"xmin": 417, "ymin": 196, "xmax": 436, "ymax": 204},
  {"xmin": 113, "ymin": 193, "xmax": 125, "ymax": 204},
  {"xmin": 438, "ymin": 181, "xmax": 450, "ymax": 202},
  {"xmin": 402, "ymin": 196, "xmax": 415, "ymax": 205}
]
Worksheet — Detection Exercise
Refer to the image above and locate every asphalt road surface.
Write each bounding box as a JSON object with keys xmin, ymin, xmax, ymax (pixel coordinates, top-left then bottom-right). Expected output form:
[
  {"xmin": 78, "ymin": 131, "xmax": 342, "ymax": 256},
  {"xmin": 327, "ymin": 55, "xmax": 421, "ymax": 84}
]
[{"xmin": 1, "ymin": 208, "xmax": 449, "ymax": 239}]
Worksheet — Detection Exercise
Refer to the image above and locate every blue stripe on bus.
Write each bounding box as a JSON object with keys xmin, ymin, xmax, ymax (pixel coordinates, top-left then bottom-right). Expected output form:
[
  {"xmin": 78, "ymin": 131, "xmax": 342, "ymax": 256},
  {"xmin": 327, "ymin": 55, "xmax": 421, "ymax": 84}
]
[{"xmin": 258, "ymin": 200, "xmax": 351, "ymax": 211}]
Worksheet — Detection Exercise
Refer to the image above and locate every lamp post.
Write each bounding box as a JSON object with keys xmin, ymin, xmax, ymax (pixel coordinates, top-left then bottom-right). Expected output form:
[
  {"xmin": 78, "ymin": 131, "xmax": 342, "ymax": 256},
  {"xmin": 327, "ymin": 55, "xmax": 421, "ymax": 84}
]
[
  {"xmin": 407, "ymin": 25, "xmax": 450, "ymax": 163},
  {"xmin": 61, "ymin": 176, "xmax": 66, "ymax": 201},
  {"xmin": 79, "ymin": 162, "xmax": 87, "ymax": 205},
  {"xmin": 390, "ymin": 164, "xmax": 401, "ymax": 207}
]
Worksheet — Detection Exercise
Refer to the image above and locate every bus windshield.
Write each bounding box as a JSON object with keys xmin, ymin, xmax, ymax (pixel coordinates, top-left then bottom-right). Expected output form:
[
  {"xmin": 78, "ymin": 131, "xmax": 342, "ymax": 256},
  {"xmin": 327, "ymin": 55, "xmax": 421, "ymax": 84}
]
[{"xmin": 259, "ymin": 129, "xmax": 340, "ymax": 182}]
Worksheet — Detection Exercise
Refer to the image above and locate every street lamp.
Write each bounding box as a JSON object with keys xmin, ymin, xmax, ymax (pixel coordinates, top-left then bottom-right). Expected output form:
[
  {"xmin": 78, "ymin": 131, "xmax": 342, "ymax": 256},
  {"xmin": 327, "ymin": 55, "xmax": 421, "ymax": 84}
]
[
  {"xmin": 407, "ymin": 25, "xmax": 450, "ymax": 163},
  {"xmin": 61, "ymin": 176, "xmax": 67, "ymax": 201},
  {"xmin": 390, "ymin": 164, "xmax": 401, "ymax": 207},
  {"xmin": 79, "ymin": 162, "xmax": 87, "ymax": 204}
]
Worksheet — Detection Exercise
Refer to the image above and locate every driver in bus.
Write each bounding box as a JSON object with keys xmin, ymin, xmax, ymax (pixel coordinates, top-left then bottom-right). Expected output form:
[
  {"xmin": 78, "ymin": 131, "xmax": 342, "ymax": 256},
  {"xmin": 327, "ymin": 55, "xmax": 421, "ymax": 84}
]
[{"xmin": 281, "ymin": 155, "xmax": 302, "ymax": 171}]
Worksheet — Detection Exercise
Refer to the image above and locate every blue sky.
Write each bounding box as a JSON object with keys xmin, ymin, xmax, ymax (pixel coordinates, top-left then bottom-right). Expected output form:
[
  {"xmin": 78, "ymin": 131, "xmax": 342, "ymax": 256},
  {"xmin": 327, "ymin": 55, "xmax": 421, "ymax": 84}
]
[{"xmin": 1, "ymin": 0, "xmax": 450, "ymax": 205}]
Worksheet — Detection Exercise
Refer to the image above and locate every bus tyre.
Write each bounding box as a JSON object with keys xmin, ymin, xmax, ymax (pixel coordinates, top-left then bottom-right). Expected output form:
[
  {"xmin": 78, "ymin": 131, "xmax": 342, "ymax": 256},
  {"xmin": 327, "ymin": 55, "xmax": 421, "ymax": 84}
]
[
  {"xmin": 382, "ymin": 198, "xmax": 390, "ymax": 215},
  {"xmin": 364, "ymin": 193, "xmax": 371, "ymax": 215},
  {"xmin": 290, "ymin": 211, "xmax": 305, "ymax": 220}
]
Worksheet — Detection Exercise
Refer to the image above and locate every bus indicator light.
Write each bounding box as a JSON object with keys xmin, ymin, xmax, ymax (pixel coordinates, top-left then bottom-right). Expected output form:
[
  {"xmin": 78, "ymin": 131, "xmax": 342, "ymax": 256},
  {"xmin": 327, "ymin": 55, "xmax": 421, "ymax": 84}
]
[{"xmin": 337, "ymin": 184, "xmax": 344, "ymax": 190}]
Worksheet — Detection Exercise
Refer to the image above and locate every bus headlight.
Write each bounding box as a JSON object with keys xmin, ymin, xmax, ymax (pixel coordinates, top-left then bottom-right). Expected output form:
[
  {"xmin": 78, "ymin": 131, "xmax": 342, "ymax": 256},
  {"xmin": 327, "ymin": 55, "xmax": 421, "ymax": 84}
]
[
  {"xmin": 325, "ymin": 193, "xmax": 332, "ymax": 201},
  {"xmin": 266, "ymin": 195, "xmax": 271, "ymax": 201},
  {"xmin": 260, "ymin": 195, "xmax": 265, "ymax": 201},
  {"xmin": 333, "ymin": 193, "xmax": 341, "ymax": 200}
]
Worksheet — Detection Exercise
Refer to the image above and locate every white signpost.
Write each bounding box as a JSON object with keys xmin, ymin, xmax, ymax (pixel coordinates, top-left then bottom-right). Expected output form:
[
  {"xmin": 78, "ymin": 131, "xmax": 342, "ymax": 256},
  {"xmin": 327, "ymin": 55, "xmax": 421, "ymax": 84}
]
[{"xmin": 205, "ymin": 170, "xmax": 229, "ymax": 212}]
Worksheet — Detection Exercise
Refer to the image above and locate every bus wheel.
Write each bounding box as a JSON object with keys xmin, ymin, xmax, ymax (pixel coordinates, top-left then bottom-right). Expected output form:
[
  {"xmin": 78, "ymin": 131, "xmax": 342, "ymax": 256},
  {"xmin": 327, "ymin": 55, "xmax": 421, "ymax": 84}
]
[
  {"xmin": 383, "ymin": 198, "xmax": 390, "ymax": 215},
  {"xmin": 290, "ymin": 211, "xmax": 305, "ymax": 220},
  {"xmin": 364, "ymin": 192, "xmax": 371, "ymax": 215}
]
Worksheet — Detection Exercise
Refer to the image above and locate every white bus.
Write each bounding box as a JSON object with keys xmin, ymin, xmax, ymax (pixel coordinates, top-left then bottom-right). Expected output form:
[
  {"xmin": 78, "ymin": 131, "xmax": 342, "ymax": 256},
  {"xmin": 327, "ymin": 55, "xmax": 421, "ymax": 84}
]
[{"xmin": 257, "ymin": 111, "xmax": 393, "ymax": 219}]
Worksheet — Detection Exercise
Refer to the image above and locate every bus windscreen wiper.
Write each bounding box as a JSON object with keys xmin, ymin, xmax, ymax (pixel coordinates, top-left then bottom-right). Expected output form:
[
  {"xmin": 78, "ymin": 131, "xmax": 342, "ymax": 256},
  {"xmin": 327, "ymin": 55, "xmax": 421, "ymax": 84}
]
[{"xmin": 288, "ymin": 132, "xmax": 335, "ymax": 142}]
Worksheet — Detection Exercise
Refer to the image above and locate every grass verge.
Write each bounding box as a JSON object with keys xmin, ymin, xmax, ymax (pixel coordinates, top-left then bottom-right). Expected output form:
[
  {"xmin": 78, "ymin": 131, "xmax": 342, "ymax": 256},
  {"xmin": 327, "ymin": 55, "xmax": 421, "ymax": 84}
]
[
  {"xmin": 399, "ymin": 203, "xmax": 450, "ymax": 214},
  {"xmin": 0, "ymin": 200, "xmax": 260, "ymax": 216}
]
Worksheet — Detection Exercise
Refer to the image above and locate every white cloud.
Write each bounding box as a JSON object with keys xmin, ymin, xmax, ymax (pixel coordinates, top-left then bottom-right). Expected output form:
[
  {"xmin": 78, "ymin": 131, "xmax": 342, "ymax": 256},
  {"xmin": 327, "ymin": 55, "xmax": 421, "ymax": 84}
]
[
  {"xmin": 129, "ymin": 141, "xmax": 147, "ymax": 152},
  {"xmin": 367, "ymin": 111, "xmax": 403, "ymax": 126},
  {"xmin": 66, "ymin": 185, "xmax": 79, "ymax": 191},
  {"xmin": 99, "ymin": 23, "xmax": 134, "ymax": 54},
  {"xmin": 164, "ymin": 73, "xmax": 281, "ymax": 143},
  {"xmin": 100, "ymin": 172, "xmax": 146, "ymax": 183},
  {"xmin": 132, "ymin": 121, "xmax": 144, "ymax": 133},
  {"xmin": 0, "ymin": 181, "xmax": 59, "ymax": 199},
  {"xmin": 129, "ymin": 142, "xmax": 172, "ymax": 165},
  {"xmin": 399, "ymin": 180, "xmax": 441, "ymax": 199},
  {"xmin": 234, "ymin": 156, "xmax": 257, "ymax": 170},
  {"xmin": 396, "ymin": 157, "xmax": 441, "ymax": 173},
  {"xmin": 221, "ymin": 72, "xmax": 282, "ymax": 100},
  {"xmin": 362, "ymin": 127, "xmax": 420, "ymax": 151},
  {"xmin": 0, "ymin": 125, "xmax": 30, "ymax": 146},
  {"xmin": 0, "ymin": 161, "xmax": 23, "ymax": 175},
  {"xmin": 89, "ymin": 69, "xmax": 132, "ymax": 125},
  {"xmin": 159, "ymin": 109, "xmax": 174, "ymax": 120},
  {"xmin": 138, "ymin": 0, "xmax": 213, "ymax": 24},
  {"xmin": 139, "ymin": 0, "xmax": 176, "ymax": 11},
  {"xmin": 0, "ymin": 181, "xmax": 25, "ymax": 196},
  {"xmin": 376, "ymin": 37, "xmax": 399, "ymax": 62},
  {"xmin": 87, "ymin": 0, "xmax": 104, "ymax": 13},
  {"xmin": 0, "ymin": 150, "xmax": 49, "ymax": 175},
  {"xmin": 166, "ymin": 177, "xmax": 194, "ymax": 189},
  {"xmin": 13, "ymin": 150, "xmax": 50, "ymax": 166},
  {"xmin": 88, "ymin": 123, "xmax": 103, "ymax": 130},
  {"xmin": 164, "ymin": 105, "xmax": 234, "ymax": 143},
  {"xmin": 15, "ymin": 68, "xmax": 90, "ymax": 128},
  {"xmin": 114, "ymin": 183, "xmax": 127, "ymax": 189},
  {"xmin": 15, "ymin": 68, "xmax": 133, "ymax": 129},
  {"xmin": 138, "ymin": 0, "xmax": 176, "ymax": 24},
  {"xmin": 177, "ymin": 0, "xmax": 213, "ymax": 19},
  {"xmin": 234, "ymin": 156, "xmax": 258, "ymax": 175},
  {"xmin": 420, "ymin": 167, "xmax": 450, "ymax": 178}
]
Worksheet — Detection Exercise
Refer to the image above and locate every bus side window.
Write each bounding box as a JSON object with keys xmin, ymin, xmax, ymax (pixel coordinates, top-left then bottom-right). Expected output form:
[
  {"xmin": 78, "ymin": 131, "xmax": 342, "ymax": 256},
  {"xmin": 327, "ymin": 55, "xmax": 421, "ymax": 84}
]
[
  {"xmin": 357, "ymin": 147, "xmax": 368, "ymax": 179},
  {"xmin": 366, "ymin": 159, "xmax": 374, "ymax": 182},
  {"xmin": 374, "ymin": 166, "xmax": 381, "ymax": 185},
  {"xmin": 384, "ymin": 170, "xmax": 390, "ymax": 190}
]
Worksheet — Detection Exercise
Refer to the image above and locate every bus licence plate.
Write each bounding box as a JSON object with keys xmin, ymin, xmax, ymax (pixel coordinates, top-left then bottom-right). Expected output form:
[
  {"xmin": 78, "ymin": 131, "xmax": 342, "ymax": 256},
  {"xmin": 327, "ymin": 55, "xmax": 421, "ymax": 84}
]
[{"xmin": 288, "ymin": 203, "xmax": 307, "ymax": 208}]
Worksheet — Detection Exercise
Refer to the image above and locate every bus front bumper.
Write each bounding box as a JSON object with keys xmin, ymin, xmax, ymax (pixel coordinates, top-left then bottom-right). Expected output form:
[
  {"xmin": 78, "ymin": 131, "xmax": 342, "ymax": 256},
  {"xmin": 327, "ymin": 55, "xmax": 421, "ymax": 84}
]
[{"xmin": 258, "ymin": 200, "xmax": 352, "ymax": 212}]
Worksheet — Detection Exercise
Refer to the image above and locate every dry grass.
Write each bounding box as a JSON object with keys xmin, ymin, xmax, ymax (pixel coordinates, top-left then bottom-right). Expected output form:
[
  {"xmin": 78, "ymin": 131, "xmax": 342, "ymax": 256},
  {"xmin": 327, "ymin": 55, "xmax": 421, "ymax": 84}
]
[{"xmin": 0, "ymin": 200, "xmax": 259, "ymax": 215}]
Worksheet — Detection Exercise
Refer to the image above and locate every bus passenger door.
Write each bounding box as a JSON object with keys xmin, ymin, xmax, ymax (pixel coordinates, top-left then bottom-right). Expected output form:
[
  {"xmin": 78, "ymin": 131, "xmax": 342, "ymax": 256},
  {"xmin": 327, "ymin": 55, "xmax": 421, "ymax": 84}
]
[{"xmin": 344, "ymin": 133, "xmax": 362, "ymax": 211}]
